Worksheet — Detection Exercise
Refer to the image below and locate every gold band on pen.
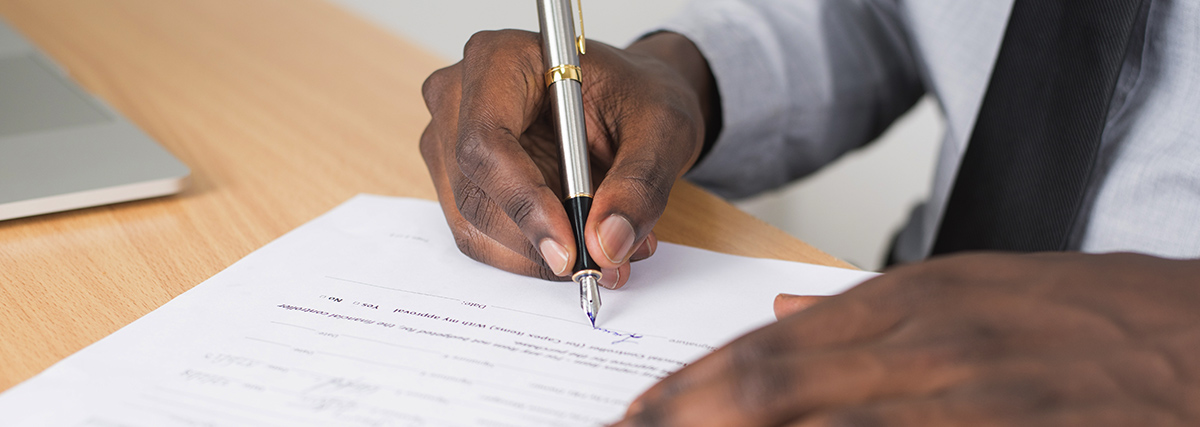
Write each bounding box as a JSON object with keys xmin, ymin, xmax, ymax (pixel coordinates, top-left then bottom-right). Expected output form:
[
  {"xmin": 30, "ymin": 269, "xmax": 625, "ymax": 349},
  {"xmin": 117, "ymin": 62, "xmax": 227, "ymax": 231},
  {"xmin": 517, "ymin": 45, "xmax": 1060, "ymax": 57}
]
[
  {"xmin": 544, "ymin": 64, "xmax": 582, "ymax": 87},
  {"xmin": 565, "ymin": 192, "xmax": 592, "ymax": 200},
  {"xmin": 573, "ymin": 269, "xmax": 602, "ymax": 283}
]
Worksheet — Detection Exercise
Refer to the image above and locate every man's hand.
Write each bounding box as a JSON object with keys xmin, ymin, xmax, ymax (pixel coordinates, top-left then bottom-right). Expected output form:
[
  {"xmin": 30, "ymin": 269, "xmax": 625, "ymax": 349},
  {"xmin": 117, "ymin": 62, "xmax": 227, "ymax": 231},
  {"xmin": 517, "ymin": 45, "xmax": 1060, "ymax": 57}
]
[
  {"xmin": 616, "ymin": 253, "xmax": 1200, "ymax": 426},
  {"xmin": 420, "ymin": 31, "xmax": 718, "ymax": 288}
]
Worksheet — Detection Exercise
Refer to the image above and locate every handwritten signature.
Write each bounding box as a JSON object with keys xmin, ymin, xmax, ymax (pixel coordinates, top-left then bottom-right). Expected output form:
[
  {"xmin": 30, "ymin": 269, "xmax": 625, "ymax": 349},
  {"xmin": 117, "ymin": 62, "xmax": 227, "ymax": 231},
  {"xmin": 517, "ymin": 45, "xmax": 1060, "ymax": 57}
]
[{"xmin": 594, "ymin": 326, "xmax": 643, "ymax": 345}]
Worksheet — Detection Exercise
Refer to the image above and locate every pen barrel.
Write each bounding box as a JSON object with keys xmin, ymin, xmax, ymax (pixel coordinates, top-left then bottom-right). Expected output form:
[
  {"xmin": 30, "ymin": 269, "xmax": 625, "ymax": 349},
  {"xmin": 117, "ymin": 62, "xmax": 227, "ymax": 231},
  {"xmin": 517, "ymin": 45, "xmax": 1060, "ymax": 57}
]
[
  {"xmin": 537, "ymin": 0, "xmax": 580, "ymax": 71},
  {"xmin": 564, "ymin": 196, "xmax": 600, "ymax": 273},
  {"xmin": 539, "ymin": 0, "xmax": 597, "ymax": 276},
  {"xmin": 547, "ymin": 80, "xmax": 591, "ymax": 199},
  {"xmin": 538, "ymin": 0, "xmax": 592, "ymax": 201}
]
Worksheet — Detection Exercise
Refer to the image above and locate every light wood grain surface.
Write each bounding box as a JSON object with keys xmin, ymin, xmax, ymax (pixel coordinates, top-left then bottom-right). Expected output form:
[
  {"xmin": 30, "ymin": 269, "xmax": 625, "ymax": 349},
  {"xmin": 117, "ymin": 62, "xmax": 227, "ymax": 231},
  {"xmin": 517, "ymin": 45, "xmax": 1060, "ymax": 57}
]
[{"xmin": 0, "ymin": 0, "xmax": 851, "ymax": 392}]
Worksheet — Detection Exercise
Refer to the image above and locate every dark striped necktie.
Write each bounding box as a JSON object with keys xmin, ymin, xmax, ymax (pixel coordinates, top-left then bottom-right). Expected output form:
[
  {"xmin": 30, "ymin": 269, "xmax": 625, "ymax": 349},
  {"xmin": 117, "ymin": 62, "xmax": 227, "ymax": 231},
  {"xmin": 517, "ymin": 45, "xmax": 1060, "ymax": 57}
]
[{"xmin": 931, "ymin": 0, "xmax": 1147, "ymax": 255}]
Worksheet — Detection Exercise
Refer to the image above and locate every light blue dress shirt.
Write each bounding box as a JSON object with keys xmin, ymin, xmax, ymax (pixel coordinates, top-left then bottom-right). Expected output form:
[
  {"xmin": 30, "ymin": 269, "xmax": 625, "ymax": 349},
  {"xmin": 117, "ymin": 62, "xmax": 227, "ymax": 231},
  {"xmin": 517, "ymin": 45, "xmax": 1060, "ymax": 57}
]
[{"xmin": 661, "ymin": 0, "xmax": 1200, "ymax": 263}]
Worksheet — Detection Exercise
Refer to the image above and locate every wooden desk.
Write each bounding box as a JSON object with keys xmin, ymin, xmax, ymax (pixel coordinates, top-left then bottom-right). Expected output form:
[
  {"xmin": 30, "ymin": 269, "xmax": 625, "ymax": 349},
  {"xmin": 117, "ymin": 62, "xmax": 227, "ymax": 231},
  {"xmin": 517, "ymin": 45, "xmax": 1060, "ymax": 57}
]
[{"xmin": 0, "ymin": 0, "xmax": 851, "ymax": 392}]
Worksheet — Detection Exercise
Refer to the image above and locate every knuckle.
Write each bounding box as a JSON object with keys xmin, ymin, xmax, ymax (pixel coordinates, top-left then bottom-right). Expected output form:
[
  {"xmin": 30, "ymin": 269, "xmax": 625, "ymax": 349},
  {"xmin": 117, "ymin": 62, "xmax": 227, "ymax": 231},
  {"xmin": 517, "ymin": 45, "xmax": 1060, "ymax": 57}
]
[
  {"xmin": 454, "ymin": 128, "xmax": 500, "ymax": 182},
  {"xmin": 617, "ymin": 163, "xmax": 673, "ymax": 212},
  {"xmin": 463, "ymin": 30, "xmax": 543, "ymax": 89},
  {"xmin": 421, "ymin": 66, "xmax": 457, "ymax": 109},
  {"xmin": 462, "ymin": 30, "xmax": 500, "ymax": 58},
  {"xmin": 651, "ymin": 105, "xmax": 699, "ymax": 134},
  {"xmin": 728, "ymin": 336, "xmax": 795, "ymax": 414},
  {"xmin": 453, "ymin": 178, "xmax": 500, "ymax": 232},
  {"xmin": 643, "ymin": 104, "xmax": 702, "ymax": 151},
  {"xmin": 463, "ymin": 29, "xmax": 539, "ymax": 61},
  {"xmin": 450, "ymin": 225, "xmax": 486, "ymax": 264},
  {"xmin": 730, "ymin": 331, "xmax": 791, "ymax": 365},
  {"xmin": 418, "ymin": 125, "xmax": 443, "ymax": 166},
  {"xmin": 732, "ymin": 368, "xmax": 790, "ymax": 415},
  {"xmin": 498, "ymin": 186, "xmax": 543, "ymax": 230}
]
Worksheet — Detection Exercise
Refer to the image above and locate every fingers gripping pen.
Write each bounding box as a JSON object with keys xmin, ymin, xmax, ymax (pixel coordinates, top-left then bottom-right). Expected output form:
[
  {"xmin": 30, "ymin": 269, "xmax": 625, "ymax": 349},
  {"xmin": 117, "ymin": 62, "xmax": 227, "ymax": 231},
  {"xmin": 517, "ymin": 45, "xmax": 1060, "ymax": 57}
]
[{"xmin": 536, "ymin": 0, "xmax": 602, "ymax": 327}]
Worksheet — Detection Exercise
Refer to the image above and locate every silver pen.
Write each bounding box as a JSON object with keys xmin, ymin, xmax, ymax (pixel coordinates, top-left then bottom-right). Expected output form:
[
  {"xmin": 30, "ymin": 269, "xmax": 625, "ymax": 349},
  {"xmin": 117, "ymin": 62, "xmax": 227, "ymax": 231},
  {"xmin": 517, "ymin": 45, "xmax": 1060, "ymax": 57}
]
[{"xmin": 537, "ymin": 0, "xmax": 602, "ymax": 327}]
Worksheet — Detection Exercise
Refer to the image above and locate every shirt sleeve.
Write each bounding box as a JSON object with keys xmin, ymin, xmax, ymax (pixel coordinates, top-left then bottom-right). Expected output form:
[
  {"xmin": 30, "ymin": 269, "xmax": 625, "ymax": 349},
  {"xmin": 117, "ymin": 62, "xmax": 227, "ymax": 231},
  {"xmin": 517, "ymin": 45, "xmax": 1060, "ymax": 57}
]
[{"xmin": 657, "ymin": 0, "xmax": 925, "ymax": 199}]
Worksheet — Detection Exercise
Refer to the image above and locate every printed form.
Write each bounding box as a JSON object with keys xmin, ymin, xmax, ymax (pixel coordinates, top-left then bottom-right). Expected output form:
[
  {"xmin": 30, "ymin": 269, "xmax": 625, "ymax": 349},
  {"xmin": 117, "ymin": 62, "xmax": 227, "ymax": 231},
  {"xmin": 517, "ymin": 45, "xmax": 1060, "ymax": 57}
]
[{"xmin": 0, "ymin": 195, "xmax": 875, "ymax": 427}]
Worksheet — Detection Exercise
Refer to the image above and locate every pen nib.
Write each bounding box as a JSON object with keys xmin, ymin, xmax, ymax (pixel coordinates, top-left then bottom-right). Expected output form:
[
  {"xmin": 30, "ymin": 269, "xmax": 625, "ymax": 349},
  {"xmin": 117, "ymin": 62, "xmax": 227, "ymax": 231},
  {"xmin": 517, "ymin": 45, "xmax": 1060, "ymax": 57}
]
[{"xmin": 578, "ymin": 274, "xmax": 601, "ymax": 328}]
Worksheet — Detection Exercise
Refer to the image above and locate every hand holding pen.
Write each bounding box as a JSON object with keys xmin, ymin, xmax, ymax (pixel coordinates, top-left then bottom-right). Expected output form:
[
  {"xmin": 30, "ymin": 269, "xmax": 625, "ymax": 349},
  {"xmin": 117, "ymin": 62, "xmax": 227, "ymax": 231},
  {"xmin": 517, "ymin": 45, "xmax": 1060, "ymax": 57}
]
[{"xmin": 418, "ymin": 14, "xmax": 720, "ymax": 320}]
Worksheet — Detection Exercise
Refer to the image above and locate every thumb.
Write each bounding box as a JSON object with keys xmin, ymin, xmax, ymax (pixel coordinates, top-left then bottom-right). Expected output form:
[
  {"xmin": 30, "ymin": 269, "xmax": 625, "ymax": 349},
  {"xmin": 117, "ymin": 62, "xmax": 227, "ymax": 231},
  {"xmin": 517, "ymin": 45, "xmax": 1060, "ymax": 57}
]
[
  {"xmin": 774, "ymin": 294, "xmax": 827, "ymax": 319},
  {"xmin": 585, "ymin": 122, "xmax": 702, "ymax": 269}
]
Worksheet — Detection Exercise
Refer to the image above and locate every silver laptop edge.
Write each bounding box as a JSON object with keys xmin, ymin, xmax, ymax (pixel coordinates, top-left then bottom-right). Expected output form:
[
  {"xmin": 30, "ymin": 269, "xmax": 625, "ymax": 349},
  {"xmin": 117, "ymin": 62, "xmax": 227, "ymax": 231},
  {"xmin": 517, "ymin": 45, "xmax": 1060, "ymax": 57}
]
[{"xmin": 0, "ymin": 18, "xmax": 190, "ymax": 221}]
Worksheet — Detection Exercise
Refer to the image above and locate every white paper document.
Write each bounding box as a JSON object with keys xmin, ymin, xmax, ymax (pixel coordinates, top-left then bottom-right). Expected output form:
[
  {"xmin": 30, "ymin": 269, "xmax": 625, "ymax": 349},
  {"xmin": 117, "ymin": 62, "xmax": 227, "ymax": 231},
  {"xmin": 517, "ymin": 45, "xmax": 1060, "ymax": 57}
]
[{"xmin": 0, "ymin": 195, "xmax": 876, "ymax": 426}]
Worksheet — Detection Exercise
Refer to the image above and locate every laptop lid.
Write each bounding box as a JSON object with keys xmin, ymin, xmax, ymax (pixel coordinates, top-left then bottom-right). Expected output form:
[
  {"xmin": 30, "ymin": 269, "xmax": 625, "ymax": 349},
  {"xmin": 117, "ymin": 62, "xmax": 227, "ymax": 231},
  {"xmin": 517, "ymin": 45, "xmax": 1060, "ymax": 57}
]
[{"xmin": 0, "ymin": 20, "xmax": 190, "ymax": 221}]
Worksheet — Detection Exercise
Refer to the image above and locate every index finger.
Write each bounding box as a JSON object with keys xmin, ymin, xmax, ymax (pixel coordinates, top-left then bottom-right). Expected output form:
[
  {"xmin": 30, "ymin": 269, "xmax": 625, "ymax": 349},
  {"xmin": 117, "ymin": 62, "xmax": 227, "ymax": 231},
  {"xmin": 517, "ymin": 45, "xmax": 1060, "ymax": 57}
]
[{"xmin": 454, "ymin": 30, "xmax": 579, "ymax": 276}]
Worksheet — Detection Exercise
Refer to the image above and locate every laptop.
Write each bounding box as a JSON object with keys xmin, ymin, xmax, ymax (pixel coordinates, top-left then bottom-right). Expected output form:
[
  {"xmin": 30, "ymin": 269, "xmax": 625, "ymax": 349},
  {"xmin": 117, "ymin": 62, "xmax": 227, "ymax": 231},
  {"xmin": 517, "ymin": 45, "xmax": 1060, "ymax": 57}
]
[{"xmin": 0, "ymin": 19, "xmax": 189, "ymax": 221}]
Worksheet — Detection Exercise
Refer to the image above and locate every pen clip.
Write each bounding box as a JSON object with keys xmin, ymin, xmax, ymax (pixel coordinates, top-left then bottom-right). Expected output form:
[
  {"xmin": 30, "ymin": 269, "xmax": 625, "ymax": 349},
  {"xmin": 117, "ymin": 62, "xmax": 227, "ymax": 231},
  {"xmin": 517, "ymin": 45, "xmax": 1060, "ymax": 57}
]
[{"xmin": 575, "ymin": 0, "xmax": 586, "ymax": 55}]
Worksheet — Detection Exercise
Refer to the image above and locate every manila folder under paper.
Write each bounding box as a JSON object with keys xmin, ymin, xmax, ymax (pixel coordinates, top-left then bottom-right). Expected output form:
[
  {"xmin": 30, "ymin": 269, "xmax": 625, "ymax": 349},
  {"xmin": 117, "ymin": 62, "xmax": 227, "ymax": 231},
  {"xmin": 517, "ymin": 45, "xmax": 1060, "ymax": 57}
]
[{"xmin": 0, "ymin": 195, "xmax": 876, "ymax": 426}]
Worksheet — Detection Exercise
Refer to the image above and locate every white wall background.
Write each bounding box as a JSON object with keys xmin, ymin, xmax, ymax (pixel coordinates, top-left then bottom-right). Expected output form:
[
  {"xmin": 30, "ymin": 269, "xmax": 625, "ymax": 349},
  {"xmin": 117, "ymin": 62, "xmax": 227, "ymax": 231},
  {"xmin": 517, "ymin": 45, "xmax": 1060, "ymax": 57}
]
[{"xmin": 332, "ymin": 0, "xmax": 945, "ymax": 271}]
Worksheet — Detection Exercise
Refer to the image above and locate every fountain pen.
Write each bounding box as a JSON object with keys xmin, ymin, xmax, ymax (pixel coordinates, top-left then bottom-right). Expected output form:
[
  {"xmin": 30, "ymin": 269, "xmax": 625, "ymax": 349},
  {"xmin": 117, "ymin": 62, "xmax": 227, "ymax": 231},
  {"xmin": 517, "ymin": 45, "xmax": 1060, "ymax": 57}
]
[{"xmin": 536, "ymin": 0, "xmax": 602, "ymax": 327}]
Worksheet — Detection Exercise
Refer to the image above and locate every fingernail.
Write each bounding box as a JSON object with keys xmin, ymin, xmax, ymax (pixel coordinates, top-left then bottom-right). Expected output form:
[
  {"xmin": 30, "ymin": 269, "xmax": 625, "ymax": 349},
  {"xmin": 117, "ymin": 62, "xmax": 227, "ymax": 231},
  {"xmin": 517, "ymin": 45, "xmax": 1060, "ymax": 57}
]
[
  {"xmin": 630, "ymin": 233, "xmax": 658, "ymax": 262},
  {"xmin": 598, "ymin": 215, "xmax": 636, "ymax": 265},
  {"xmin": 630, "ymin": 242, "xmax": 652, "ymax": 262},
  {"xmin": 774, "ymin": 294, "xmax": 826, "ymax": 315},
  {"xmin": 540, "ymin": 239, "xmax": 570, "ymax": 276},
  {"xmin": 598, "ymin": 268, "xmax": 621, "ymax": 289}
]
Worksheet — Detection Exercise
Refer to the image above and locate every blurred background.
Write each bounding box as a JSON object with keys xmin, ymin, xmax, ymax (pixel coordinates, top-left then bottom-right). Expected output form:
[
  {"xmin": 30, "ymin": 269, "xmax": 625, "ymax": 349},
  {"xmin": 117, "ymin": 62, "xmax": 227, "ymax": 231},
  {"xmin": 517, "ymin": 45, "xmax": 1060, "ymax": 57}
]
[{"xmin": 332, "ymin": 0, "xmax": 945, "ymax": 271}]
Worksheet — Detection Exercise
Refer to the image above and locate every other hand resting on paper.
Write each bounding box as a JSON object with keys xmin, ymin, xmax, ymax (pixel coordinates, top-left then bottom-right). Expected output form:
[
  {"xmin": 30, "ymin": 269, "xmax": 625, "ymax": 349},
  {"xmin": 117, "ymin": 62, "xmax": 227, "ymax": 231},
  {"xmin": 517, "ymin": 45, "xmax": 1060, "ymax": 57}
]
[
  {"xmin": 420, "ymin": 30, "xmax": 719, "ymax": 288},
  {"xmin": 615, "ymin": 252, "xmax": 1200, "ymax": 426}
]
